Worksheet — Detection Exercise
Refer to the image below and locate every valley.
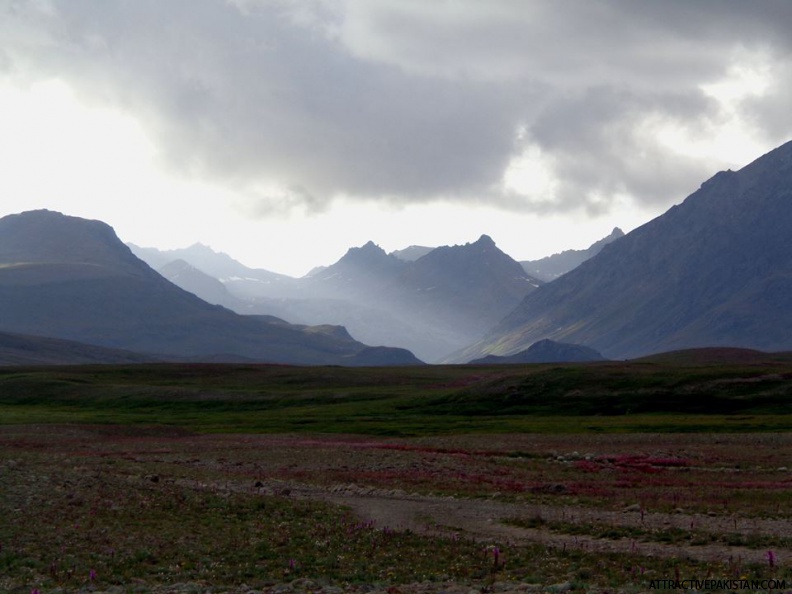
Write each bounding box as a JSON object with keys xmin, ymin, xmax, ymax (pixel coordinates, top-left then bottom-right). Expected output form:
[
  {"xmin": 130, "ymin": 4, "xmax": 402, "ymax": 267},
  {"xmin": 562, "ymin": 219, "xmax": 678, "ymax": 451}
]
[
  {"xmin": 2, "ymin": 142, "xmax": 792, "ymax": 593},
  {"xmin": 1, "ymin": 357, "xmax": 790, "ymax": 592}
]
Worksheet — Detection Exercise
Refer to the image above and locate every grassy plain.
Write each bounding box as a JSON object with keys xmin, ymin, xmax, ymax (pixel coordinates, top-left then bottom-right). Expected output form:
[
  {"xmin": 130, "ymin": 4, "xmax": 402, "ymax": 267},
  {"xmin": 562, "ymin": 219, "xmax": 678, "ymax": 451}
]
[
  {"xmin": 2, "ymin": 355, "xmax": 792, "ymax": 435},
  {"xmin": 1, "ymin": 355, "xmax": 790, "ymax": 592}
]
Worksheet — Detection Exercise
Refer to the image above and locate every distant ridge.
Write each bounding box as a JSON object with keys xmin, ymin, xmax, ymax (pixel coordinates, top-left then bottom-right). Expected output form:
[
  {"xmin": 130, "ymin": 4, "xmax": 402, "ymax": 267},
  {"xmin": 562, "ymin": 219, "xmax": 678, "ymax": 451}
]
[
  {"xmin": 158, "ymin": 259, "xmax": 238, "ymax": 308},
  {"xmin": 390, "ymin": 245, "xmax": 435, "ymax": 261},
  {"xmin": 128, "ymin": 242, "xmax": 297, "ymax": 299},
  {"xmin": 521, "ymin": 227, "xmax": 624, "ymax": 281}
]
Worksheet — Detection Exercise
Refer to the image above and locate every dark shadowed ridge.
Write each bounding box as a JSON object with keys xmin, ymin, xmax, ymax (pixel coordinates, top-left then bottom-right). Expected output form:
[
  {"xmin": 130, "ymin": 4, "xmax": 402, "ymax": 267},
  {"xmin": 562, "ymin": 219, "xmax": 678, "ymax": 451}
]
[
  {"xmin": 0, "ymin": 210, "xmax": 423, "ymax": 366},
  {"xmin": 0, "ymin": 331, "xmax": 161, "ymax": 366},
  {"xmin": 0, "ymin": 210, "xmax": 151, "ymax": 276},
  {"xmin": 455, "ymin": 140, "xmax": 792, "ymax": 361}
]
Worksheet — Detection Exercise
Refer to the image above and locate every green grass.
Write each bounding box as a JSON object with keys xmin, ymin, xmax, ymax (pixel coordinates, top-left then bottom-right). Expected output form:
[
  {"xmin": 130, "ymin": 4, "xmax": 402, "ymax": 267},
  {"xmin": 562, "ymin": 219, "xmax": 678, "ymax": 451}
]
[{"xmin": 1, "ymin": 360, "xmax": 791, "ymax": 435}]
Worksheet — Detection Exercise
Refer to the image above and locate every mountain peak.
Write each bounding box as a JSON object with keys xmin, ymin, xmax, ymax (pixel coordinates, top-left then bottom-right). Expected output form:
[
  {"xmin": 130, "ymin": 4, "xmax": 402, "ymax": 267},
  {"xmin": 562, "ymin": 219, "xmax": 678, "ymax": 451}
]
[
  {"xmin": 319, "ymin": 240, "xmax": 405, "ymax": 281},
  {"xmin": 474, "ymin": 234, "xmax": 496, "ymax": 247},
  {"xmin": 0, "ymin": 209, "xmax": 148, "ymax": 275},
  {"xmin": 186, "ymin": 242, "xmax": 217, "ymax": 254},
  {"xmin": 341, "ymin": 241, "xmax": 388, "ymax": 261}
]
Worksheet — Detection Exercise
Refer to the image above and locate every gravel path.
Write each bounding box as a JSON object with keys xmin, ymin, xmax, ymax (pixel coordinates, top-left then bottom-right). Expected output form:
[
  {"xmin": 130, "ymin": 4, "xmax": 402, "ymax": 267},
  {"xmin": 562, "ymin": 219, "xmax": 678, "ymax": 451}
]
[{"xmin": 179, "ymin": 476, "xmax": 792, "ymax": 567}]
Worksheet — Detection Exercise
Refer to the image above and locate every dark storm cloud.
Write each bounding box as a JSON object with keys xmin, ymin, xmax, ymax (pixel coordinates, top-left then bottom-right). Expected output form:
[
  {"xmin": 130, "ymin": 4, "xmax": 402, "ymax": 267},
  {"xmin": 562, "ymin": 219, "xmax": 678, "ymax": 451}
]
[{"xmin": 2, "ymin": 0, "xmax": 792, "ymax": 215}]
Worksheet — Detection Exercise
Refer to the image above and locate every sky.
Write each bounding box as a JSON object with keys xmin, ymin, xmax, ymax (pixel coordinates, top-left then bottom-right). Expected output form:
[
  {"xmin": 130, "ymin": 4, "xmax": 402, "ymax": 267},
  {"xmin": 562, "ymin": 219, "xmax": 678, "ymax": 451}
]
[{"xmin": 1, "ymin": 1, "xmax": 791, "ymax": 277}]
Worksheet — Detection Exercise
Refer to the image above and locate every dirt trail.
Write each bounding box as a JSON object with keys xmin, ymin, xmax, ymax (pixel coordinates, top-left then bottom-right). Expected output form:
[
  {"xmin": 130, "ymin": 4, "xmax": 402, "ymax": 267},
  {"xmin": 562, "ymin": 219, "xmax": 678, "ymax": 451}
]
[
  {"xmin": 324, "ymin": 490, "xmax": 790, "ymax": 566},
  {"xmin": 189, "ymin": 476, "xmax": 792, "ymax": 567}
]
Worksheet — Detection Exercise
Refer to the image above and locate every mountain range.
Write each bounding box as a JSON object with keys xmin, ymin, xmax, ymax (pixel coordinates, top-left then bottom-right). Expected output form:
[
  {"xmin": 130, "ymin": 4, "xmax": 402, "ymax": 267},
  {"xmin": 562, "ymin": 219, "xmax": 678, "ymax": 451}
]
[
  {"xmin": 0, "ymin": 210, "xmax": 421, "ymax": 366},
  {"xmin": 456, "ymin": 140, "xmax": 792, "ymax": 361},
  {"xmin": 6, "ymin": 139, "xmax": 792, "ymax": 368},
  {"xmin": 137, "ymin": 235, "xmax": 544, "ymax": 362}
]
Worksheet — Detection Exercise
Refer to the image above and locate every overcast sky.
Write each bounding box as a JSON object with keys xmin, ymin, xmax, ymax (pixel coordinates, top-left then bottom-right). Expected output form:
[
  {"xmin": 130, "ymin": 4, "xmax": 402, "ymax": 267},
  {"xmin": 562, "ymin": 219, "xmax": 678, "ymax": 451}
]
[{"xmin": 2, "ymin": 0, "xmax": 791, "ymax": 276}]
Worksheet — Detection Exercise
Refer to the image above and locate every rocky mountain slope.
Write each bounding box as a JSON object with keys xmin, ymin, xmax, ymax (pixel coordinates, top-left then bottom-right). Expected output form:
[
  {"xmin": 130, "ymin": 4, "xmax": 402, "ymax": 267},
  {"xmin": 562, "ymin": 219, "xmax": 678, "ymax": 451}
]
[{"xmin": 456, "ymin": 140, "xmax": 792, "ymax": 361}]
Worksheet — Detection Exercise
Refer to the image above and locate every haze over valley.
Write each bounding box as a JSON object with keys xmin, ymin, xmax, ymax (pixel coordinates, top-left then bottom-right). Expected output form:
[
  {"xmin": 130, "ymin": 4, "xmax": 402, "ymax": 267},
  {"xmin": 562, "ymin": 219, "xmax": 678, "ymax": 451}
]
[{"xmin": 3, "ymin": 139, "xmax": 792, "ymax": 366}]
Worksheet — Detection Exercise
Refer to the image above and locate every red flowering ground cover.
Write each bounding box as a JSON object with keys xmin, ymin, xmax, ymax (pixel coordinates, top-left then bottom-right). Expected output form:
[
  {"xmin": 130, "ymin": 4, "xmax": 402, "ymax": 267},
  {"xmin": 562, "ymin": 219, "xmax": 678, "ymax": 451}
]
[{"xmin": 1, "ymin": 426, "xmax": 790, "ymax": 592}]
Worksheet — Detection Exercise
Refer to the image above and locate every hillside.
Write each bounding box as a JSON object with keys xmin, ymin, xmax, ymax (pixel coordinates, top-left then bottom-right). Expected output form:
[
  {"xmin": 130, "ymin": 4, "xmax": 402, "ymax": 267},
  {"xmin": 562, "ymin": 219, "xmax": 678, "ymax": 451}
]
[
  {"xmin": 0, "ymin": 210, "xmax": 422, "ymax": 366},
  {"xmin": 456, "ymin": 140, "xmax": 792, "ymax": 361},
  {"xmin": 0, "ymin": 331, "xmax": 160, "ymax": 366}
]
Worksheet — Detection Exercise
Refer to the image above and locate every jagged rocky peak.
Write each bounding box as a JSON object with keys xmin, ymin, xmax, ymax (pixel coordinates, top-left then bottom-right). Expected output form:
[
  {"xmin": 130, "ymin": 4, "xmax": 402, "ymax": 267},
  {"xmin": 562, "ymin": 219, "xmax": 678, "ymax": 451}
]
[
  {"xmin": 345, "ymin": 240, "xmax": 384, "ymax": 255},
  {"xmin": 474, "ymin": 234, "xmax": 496, "ymax": 247},
  {"xmin": 339, "ymin": 240, "xmax": 396, "ymax": 267},
  {"xmin": 359, "ymin": 240, "xmax": 382, "ymax": 251}
]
